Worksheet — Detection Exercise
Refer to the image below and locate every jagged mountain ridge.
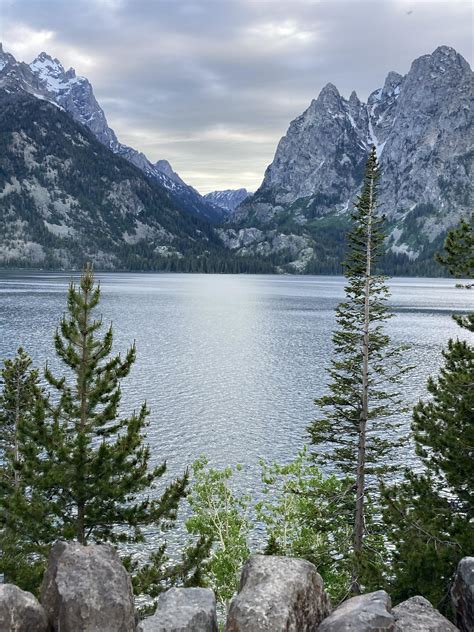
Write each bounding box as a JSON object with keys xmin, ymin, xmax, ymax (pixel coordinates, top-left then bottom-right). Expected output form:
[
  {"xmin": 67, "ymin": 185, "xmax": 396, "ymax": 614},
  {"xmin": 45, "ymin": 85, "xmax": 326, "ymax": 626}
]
[
  {"xmin": 0, "ymin": 43, "xmax": 471, "ymax": 274},
  {"xmin": 204, "ymin": 188, "xmax": 251, "ymax": 213},
  {"xmin": 0, "ymin": 89, "xmax": 229, "ymax": 269},
  {"xmin": 228, "ymin": 46, "xmax": 473, "ymax": 273},
  {"xmin": 0, "ymin": 44, "xmax": 226, "ymax": 223}
]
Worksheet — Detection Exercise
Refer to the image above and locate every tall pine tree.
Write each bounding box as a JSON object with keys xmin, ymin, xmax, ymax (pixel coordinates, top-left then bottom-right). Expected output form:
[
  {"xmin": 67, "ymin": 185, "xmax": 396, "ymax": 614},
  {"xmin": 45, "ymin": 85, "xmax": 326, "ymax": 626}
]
[
  {"xmin": 308, "ymin": 148, "xmax": 409, "ymax": 593},
  {"xmin": 383, "ymin": 215, "xmax": 474, "ymax": 610},
  {"xmin": 8, "ymin": 265, "xmax": 210, "ymax": 596}
]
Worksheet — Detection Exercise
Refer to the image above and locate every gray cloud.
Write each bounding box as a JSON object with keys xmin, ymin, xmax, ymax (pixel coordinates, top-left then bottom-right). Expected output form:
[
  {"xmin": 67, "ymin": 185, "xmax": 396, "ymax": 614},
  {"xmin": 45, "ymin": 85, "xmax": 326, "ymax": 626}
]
[{"xmin": 1, "ymin": 0, "xmax": 472, "ymax": 192}]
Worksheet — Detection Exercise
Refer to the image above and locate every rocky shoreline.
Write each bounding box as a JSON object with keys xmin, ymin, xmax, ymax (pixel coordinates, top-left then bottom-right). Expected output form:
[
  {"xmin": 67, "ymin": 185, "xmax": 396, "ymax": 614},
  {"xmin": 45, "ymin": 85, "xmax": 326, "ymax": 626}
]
[{"xmin": 1, "ymin": 541, "xmax": 472, "ymax": 631}]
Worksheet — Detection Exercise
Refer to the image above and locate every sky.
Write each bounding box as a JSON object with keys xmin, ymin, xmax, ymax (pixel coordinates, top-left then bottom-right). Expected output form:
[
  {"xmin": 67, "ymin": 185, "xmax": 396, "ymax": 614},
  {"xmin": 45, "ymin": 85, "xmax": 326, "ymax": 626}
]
[{"xmin": 0, "ymin": 0, "xmax": 473, "ymax": 193}]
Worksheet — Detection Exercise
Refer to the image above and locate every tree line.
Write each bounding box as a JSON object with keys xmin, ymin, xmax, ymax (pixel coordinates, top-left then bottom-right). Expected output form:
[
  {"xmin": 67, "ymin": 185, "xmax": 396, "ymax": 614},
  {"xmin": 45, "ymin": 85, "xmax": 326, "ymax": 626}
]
[{"xmin": 0, "ymin": 149, "xmax": 472, "ymax": 619}]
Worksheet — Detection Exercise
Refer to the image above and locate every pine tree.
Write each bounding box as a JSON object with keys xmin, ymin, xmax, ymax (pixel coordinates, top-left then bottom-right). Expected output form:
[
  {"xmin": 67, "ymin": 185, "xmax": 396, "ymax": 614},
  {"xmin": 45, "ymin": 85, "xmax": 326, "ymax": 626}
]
[
  {"xmin": 436, "ymin": 212, "xmax": 474, "ymax": 284},
  {"xmin": 0, "ymin": 348, "xmax": 45, "ymax": 587},
  {"xmin": 308, "ymin": 148, "xmax": 409, "ymax": 593},
  {"xmin": 383, "ymin": 215, "xmax": 474, "ymax": 610},
  {"xmin": 0, "ymin": 349, "xmax": 40, "ymax": 489},
  {"xmin": 9, "ymin": 265, "xmax": 210, "ymax": 595}
]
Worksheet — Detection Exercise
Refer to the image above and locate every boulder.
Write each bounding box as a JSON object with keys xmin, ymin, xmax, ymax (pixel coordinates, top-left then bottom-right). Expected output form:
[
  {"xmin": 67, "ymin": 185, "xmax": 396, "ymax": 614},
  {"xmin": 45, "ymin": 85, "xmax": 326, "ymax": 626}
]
[
  {"xmin": 225, "ymin": 555, "xmax": 330, "ymax": 631},
  {"xmin": 40, "ymin": 540, "xmax": 136, "ymax": 632},
  {"xmin": 451, "ymin": 557, "xmax": 474, "ymax": 632},
  {"xmin": 393, "ymin": 595, "xmax": 458, "ymax": 631},
  {"xmin": 0, "ymin": 584, "xmax": 49, "ymax": 632},
  {"xmin": 319, "ymin": 590, "xmax": 395, "ymax": 632},
  {"xmin": 138, "ymin": 587, "xmax": 218, "ymax": 631}
]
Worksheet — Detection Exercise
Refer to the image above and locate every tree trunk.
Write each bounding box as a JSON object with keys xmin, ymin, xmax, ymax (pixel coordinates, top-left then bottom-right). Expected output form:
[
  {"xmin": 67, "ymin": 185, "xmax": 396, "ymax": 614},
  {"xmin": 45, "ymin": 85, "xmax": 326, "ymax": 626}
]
[
  {"xmin": 76, "ymin": 282, "xmax": 90, "ymax": 545},
  {"xmin": 13, "ymin": 371, "xmax": 21, "ymax": 490},
  {"xmin": 352, "ymin": 171, "xmax": 375, "ymax": 594}
]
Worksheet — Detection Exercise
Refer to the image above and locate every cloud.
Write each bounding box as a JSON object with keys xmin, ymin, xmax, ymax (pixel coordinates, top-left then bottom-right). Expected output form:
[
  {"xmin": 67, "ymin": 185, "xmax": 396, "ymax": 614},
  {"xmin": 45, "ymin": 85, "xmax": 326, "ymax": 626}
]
[
  {"xmin": 244, "ymin": 19, "xmax": 318, "ymax": 45},
  {"xmin": 1, "ymin": 24, "xmax": 54, "ymax": 59},
  {"xmin": 0, "ymin": 0, "xmax": 472, "ymax": 193}
]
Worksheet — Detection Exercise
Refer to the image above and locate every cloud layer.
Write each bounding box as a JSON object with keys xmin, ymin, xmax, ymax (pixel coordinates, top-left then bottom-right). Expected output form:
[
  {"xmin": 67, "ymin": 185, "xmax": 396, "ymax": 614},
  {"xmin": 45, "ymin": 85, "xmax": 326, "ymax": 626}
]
[{"xmin": 1, "ymin": 0, "xmax": 472, "ymax": 192}]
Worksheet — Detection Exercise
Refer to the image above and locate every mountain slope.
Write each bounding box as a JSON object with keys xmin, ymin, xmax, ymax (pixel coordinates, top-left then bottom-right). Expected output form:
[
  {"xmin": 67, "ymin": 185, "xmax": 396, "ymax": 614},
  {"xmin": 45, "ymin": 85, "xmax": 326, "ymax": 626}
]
[
  {"xmin": 0, "ymin": 44, "xmax": 226, "ymax": 223},
  {"xmin": 228, "ymin": 46, "xmax": 473, "ymax": 273},
  {"xmin": 204, "ymin": 188, "xmax": 251, "ymax": 213},
  {"xmin": 0, "ymin": 90, "xmax": 226, "ymax": 269}
]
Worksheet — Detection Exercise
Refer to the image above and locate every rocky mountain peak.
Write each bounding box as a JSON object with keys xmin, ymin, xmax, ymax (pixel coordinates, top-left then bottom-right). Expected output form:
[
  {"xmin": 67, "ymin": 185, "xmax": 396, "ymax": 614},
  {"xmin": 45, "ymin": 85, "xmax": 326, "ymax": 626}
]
[
  {"xmin": 232, "ymin": 45, "xmax": 472, "ymax": 271},
  {"xmin": 32, "ymin": 51, "xmax": 63, "ymax": 67},
  {"xmin": 348, "ymin": 90, "xmax": 360, "ymax": 106},
  {"xmin": 317, "ymin": 82, "xmax": 342, "ymax": 108},
  {"xmin": 409, "ymin": 45, "xmax": 471, "ymax": 82},
  {"xmin": 154, "ymin": 159, "xmax": 186, "ymax": 187},
  {"xmin": 30, "ymin": 52, "xmax": 83, "ymax": 94},
  {"xmin": 381, "ymin": 71, "xmax": 403, "ymax": 97},
  {"xmin": 432, "ymin": 45, "xmax": 469, "ymax": 66},
  {"xmin": 367, "ymin": 72, "xmax": 403, "ymax": 107}
]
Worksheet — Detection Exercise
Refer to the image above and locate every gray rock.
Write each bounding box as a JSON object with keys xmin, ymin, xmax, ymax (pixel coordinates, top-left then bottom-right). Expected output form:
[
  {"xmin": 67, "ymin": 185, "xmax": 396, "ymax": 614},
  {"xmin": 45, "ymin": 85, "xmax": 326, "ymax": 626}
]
[
  {"xmin": 0, "ymin": 584, "xmax": 49, "ymax": 632},
  {"xmin": 319, "ymin": 590, "xmax": 395, "ymax": 632},
  {"xmin": 393, "ymin": 595, "xmax": 458, "ymax": 631},
  {"xmin": 40, "ymin": 540, "xmax": 136, "ymax": 632},
  {"xmin": 138, "ymin": 587, "xmax": 218, "ymax": 632},
  {"xmin": 232, "ymin": 45, "xmax": 473, "ymax": 269},
  {"xmin": 225, "ymin": 555, "xmax": 330, "ymax": 631},
  {"xmin": 451, "ymin": 557, "xmax": 474, "ymax": 632}
]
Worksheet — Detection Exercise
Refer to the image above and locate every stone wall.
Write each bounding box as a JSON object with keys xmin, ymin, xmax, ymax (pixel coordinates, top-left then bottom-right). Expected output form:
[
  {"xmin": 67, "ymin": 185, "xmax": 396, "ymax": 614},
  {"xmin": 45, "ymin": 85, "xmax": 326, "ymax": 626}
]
[{"xmin": 0, "ymin": 542, "xmax": 472, "ymax": 631}]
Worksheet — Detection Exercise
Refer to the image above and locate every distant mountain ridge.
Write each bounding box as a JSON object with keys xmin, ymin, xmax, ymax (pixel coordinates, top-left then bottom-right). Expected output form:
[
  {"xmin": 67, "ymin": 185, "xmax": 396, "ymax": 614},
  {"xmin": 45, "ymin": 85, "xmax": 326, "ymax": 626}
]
[
  {"xmin": 0, "ymin": 44, "xmax": 226, "ymax": 223},
  {"xmin": 225, "ymin": 45, "xmax": 473, "ymax": 273},
  {"xmin": 204, "ymin": 188, "xmax": 251, "ymax": 212}
]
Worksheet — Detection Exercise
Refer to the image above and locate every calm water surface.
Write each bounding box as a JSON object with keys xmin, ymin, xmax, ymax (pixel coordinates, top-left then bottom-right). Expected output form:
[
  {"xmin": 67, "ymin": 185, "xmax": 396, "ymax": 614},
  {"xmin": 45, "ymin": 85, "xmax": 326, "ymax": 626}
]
[{"xmin": 1, "ymin": 272, "xmax": 472, "ymax": 500}]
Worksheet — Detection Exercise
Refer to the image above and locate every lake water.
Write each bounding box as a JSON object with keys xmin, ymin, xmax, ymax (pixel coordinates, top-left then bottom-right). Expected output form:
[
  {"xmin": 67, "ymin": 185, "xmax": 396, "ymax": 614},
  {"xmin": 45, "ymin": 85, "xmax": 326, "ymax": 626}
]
[{"xmin": 0, "ymin": 272, "xmax": 472, "ymax": 499}]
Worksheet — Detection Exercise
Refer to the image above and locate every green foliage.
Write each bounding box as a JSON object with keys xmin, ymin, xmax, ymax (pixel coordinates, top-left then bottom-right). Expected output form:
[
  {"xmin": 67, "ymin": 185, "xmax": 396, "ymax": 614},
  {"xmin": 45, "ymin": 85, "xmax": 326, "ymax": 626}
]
[
  {"xmin": 0, "ymin": 348, "xmax": 46, "ymax": 589},
  {"xmin": 183, "ymin": 450, "xmax": 389, "ymax": 610},
  {"xmin": 383, "ymin": 216, "xmax": 474, "ymax": 611},
  {"xmin": 3, "ymin": 265, "xmax": 209, "ymax": 596},
  {"xmin": 128, "ymin": 533, "xmax": 212, "ymax": 615},
  {"xmin": 436, "ymin": 212, "xmax": 473, "ymax": 283},
  {"xmin": 382, "ymin": 332, "xmax": 474, "ymax": 609},
  {"xmin": 185, "ymin": 457, "xmax": 251, "ymax": 607},
  {"xmin": 256, "ymin": 449, "xmax": 350, "ymax": 602},
  {"xmin": 0, "ymin": 348, "xmax": 41, "ymax": 488},
  {"xmin": 256, "ymin": 448, "xmax": 386, "ymax": 604}
]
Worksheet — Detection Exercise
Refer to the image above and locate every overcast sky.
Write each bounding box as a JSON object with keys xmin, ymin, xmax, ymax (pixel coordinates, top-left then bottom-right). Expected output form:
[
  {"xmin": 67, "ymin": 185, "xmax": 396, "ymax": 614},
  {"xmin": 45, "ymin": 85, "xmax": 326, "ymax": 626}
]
[{"xmin": 1, "ymin": 0, "xmax": 472, "ymax": 193}]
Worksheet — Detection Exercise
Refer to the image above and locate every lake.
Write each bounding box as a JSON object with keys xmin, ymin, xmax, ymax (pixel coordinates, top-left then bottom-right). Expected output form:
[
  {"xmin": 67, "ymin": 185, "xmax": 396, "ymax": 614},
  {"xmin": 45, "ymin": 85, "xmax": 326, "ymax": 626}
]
[{"xmin": 0, "ymin": 272, "xmax": 472, "ymax": 499}]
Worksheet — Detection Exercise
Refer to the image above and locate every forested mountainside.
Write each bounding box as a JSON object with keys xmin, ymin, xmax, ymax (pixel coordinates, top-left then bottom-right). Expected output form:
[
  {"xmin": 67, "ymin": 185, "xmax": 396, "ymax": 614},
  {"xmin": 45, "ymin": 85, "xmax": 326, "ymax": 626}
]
[
  {"xmin": 0, "ymin": 91, "xmax": 272, "ymax": 272},
  {"xmin": 224, "ymin": 46, "xmax": 473, "ymax": 275},
  {"xmin": 0, "ymin": 44, "xmax": 226, "ymax": 223},
  {"xmin": 0, "ymin": 44, "xmax": 472, "ymax": 274}
]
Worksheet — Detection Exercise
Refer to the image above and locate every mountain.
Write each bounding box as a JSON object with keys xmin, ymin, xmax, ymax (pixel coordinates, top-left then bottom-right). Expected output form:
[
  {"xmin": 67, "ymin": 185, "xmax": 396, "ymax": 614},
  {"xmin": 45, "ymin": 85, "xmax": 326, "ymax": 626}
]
[
  {"xmin": 0, "ymin": 44, "xmax": 226, "ymax": 223},
  {"xmin": 226, "ymin": 46, "xmax": 473, "ymax": 274},
  {"xmin": 0, "ymin": 89, "xmax": 237, "ymax": 270},
  {"xmin": 1, "ymin": 43, "xmax": 471, "ymax": 275},
  {"xmin": 204, "ymin": 188, "xmax": 251, "ymax": 213}
]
